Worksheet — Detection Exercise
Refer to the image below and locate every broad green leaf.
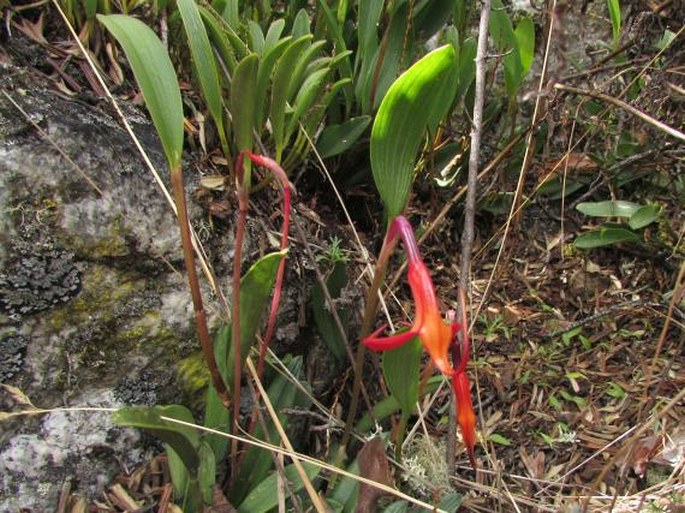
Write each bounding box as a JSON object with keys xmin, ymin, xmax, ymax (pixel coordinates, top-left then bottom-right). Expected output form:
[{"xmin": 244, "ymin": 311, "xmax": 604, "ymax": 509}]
[
  {"xmin": 198, "ymin": 6, "xmax": 238, "ymax": 75},
  {"xmin": 204, "ymin": 252, "xmax": 286, "ymax": 463},
  {"xmin": 256, "ymin": 36, "xmax": 293, "ymax": 127},
  {"xmin": 231, "ymin": 53, "xmax": 259, "ymax": 155},
  {"xmin": 287, "ymin": 40, "xmax": 327, "ymax": 100},
  {"xmin": 574, "ymin": 226, "xmax": 641, "ymax": 248},
  {"xmin": 205, "ymin": 251, "xmax": 286, "ymax": 463},
  {"xmin": 316, "ymin": 116, "xmax": 371, "ymax": 158},
  {"xmin": 112, "ymin": 405, "xmax": 199, "ymax": 471},
  {"xmin": 165, "ymin": 443, "xmax": 191, "ymax": 502},
  {"xmin": 226, "ymin": 251, "xmax": 286, "ymax": 392},
  {"xmin": 489, "ymin": 0, "xmax": 516, "ymax": 49},
  {"xmin": 438, "ymin": 491, "xmax": 463, "ymax": 512},
  {"xmin": 382, "ymin": 336, "xmax": 421, "ymax": 455},
  {"xmin": 248, "ymin": 20, "xmax": 264, "ymax": 53},
  {"xmin": 237, "ymin": 462, "xmax": 320, "ymax": 513},
  {"xmin": 382, "ymin": 337, "xmax": 421, "ymax": 416},
  {"xmin": 98, "ymin": 15, "xmax": 183, "ymax": 169},
  {"xmin": 198, "ymin": 441, "xmax": 216, "ymax": 505},
  {"xmin": 287, "ymin": 68, "xmax": 330, "ymax": 137},
  {"xmin": 489, "ymin": 0, "xmax": 523, "ymax": 97},
  {"xmin": 271, "ymin": 35, "xmax": 314, "ymax": 159},
  {"xmin": 515, "ymin": 17, "xmax": 535, "ymax": 75},
  {"xmin": 576, "ymin": 200, "xmax": 640, "ymax": 218},
  {"xmin": 607, "ymin": 0, "xmax": 621, "ymax": 46},
  {"xmin": 370, "ymin": 44, "xmax": 458, "ymax": 217},
  {"xmin": 291, "ymin": 8, "xmax": 311, "ymax": 39},
  {"xmin": 177, "ymin": 0, "xmax": 226, "ymax": 145},
  {"xmin": 263, "ymin": 19, "xmax": 286, "ymax": 53},
  {"xmin": 629, "ymin": 204, "xmax": 661, "ymax": 230}
]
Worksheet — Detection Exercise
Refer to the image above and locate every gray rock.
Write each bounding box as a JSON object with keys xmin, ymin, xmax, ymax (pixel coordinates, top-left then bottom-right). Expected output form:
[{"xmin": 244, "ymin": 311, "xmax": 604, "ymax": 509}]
[{"xmin": 0, "ymin": 62, "xmax": 210, "ymax": 511}]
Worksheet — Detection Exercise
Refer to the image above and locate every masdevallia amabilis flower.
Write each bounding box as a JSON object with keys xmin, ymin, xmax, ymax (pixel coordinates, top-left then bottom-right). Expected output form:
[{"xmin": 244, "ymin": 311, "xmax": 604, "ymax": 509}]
[
  {"xmin": 362, "ymin": 216, "xmax": 458, "ymax": 376},
  {"xmin": 362, "ymin": 215, "xmax": 478, "ymax": 469},
  {"xmin": 452, "ymin": 327, "xmax": 477, "ymax": 469}
]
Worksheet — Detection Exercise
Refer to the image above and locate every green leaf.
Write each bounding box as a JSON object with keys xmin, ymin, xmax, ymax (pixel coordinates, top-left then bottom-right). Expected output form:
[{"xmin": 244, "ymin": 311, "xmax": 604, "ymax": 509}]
[
  {"xmin": 330, "ymin": 460, "xmax": 360, "ymax": 513},
  {"xmin": 316, "ymin": 116, "xmax": 371, "ymax": 158},
  {"xmin": 574, "ymin": 226, "xmax": 641, "ymax": 248},
  {"xmin": 237, "ymin": 462, "xmax": 320, "ymax": 513},
  {"xmin": 515, "ymin": 17, "xmax": 535, "ymax": 76},
  {"xmin": 263, "ymin": 19, "xmax": 286, "ymax": 54},
  {"xmin": 370, "ymin": 44, "xmax": 458, "ymax": 217},
  {"xmin": 291, "ymin": 8, "xmax": 311, "ymax": 39},
  {"xmin": 231, "ymin": 53, "xmax": 259, "ymax": 154},
  {"xmin": 98, "ymin": 15, "xmax": 183, "ymax": 169},
  {"xmin": 287, "ymin": 67, "xmax": 330, "ymax": 137},
  {"xmin": 226, "ymin": 251, "xmax": 286, "ymax": 392},
  {"xmin": 489, "ymin": 0, "xmax": 525, "ymax": 97},
  {"xmin": 384, "ymin": 501, "xmax": 410, "ymax": 513},
  {"xmin": 287, "ymin": 41, "xmax": 328, "ymax": 100},
  {"xmin": 203, "ymin": 325, "xmax": 230, "ymax": 461},
  {"xmin": 231, "ymin": 356, "xmax": 311, "ymax": 504},
  {"xmin": 438, "ymin": 491, "xmax": 463, "ymax": 512},
  {"xmin": 255, "ymin": 36, "xmax": 293, "ymax": 128},
  {"xmin": 355, "ymin": 376, "xmax": 443, "ymax": 433},
  {"xmin": 177, "ymin": 0, "xmax": 226, "ymax": 145},
  {"xmin": 311, "ymin": 261, "xmax": 349, "ymax": 362},
  {"xmin": 628, "ymin": 204, "xmax": 661, "ymax": 230},
  {"xmin": 487, "ymin": 433, "xmax": 512, "ymax": 446},
  {"xmin": 248, "ymin": 20, "xmax": 265, "ymax": 53},
  {"xmin": 606, "ymin": 381, "xmax": 626, "ymax": 399},
  {"xmin": 576, "ymin": 200, "xmax": 640, "ymax": 218},
  {"xmin": 112, "ymin": 405, "xmax": 199, "ymax": 471},
  {"xmin": 270, "ymin": 35, "xmax": 314, "ymax": 159},
  {"xmin": 198, "ymin": 441, "xmax": 216, "ymax": 505},
  {"xmin": 206, "ymin": 251, "xmax": 287, "ymax": 488},
  {"xmin": 607, "ymin": 0, "xmax": 621, "ymax": 46},
  {"xmin": 382, "ymin": 336, "xmax": 422, "ymax": 416},
  {"xmin": 198, "ymin": 6, "xmax": 238, "ymax": 75}
]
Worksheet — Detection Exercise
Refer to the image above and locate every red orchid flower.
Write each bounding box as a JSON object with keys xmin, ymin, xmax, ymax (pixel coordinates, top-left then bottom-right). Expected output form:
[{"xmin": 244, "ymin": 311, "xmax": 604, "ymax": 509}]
[
  {"xmin": 362, "ymin": 215, "xmax": 478, "ymax": 469},
  {"xmin": 452, "ymin": 328, "xmax": 477, "ymax": 469},
  {"xmin": 362, "ymin": 216, "xmax": 459, "ymax": 376}
]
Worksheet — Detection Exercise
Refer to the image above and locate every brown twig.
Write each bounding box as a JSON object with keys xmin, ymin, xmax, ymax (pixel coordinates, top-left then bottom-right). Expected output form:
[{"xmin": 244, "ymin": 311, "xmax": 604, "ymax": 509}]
[
  {"xmin": 449, "ymin": 0, "xmax": 491, "ymax": 471},
  {"xmin": 553, "ymin": 83, "xmax": 685, "ymax": 142}
]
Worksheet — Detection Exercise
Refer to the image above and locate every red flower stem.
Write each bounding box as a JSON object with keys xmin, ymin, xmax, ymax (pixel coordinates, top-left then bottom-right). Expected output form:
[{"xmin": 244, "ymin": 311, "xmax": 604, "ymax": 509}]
[
  {"xmin": 231, "ymin": 152, "xmax": 293, "ymax": 481},
  {"xmin": 230, "ymin": 154, "xmax": 249, "ymax": 475},
  {"xmin": 245, "ymin": 153, "xmax": 293, "ymax": 380}
]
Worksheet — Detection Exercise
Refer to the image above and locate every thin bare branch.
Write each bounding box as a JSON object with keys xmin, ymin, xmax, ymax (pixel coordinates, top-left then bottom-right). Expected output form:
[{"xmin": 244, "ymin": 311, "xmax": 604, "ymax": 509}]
[
  {"xmin": 450, "ymin": 0, "xmax": 491, "ymax": 471},
  {"xmin": 553, "ymin": 82, "xmax": 685, "ymax": 143}
]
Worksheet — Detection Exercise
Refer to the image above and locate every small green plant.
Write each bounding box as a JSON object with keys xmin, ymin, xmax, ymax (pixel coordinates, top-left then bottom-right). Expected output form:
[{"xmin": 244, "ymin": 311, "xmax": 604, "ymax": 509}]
[{"xmin": 573, "ymin": 200, "xmax": 662, "ymax": 249}]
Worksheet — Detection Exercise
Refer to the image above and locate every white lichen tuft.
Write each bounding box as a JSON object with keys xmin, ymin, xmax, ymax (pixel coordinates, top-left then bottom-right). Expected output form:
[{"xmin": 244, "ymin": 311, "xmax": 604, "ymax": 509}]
[{"xmin": 401, "ymin": 435, "xmax": 451, "ymax": 496}]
